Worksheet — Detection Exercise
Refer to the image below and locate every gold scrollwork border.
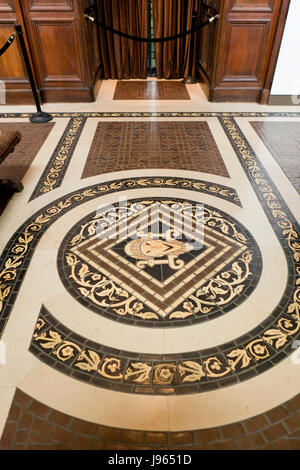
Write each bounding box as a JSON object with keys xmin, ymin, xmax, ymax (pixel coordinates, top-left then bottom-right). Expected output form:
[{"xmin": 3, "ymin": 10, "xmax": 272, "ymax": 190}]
[
  {"xmin": 30, "ymin": 276, "xmax": 300, "ymax": 393},
  {"xmin": 30, "ymin": 117, "xmax": 86, "ymax": 200},
  {"xmin": 2, "ymin": 111, "xmax": 300, "ymax": 119}
]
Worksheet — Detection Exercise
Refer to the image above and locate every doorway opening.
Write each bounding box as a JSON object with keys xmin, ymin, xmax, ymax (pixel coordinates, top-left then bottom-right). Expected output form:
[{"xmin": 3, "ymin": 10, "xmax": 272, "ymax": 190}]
[
  {"xmin": 96, "ymin": 0, "xmax": 202, "ymax": 81},
  {"xmin": 147, "ymin": 0, "xmax": 156, "ymax": 77}
]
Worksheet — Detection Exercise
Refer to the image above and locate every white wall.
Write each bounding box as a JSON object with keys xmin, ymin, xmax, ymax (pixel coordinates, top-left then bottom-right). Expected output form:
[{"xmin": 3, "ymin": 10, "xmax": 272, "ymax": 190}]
[{"xmin": 271, "ymin": 0, "xmax": 300, "ymax": 95}]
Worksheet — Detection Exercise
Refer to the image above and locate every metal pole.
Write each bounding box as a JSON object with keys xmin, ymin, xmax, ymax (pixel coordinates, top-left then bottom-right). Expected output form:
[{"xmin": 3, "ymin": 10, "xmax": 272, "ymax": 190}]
[
  {"xmin": 182, "ymin": 11, "xmax": 198, "ymax": 85},
  {"xmin": 15, "ymin": 24, "xmax": 52, "ymax": 123}
]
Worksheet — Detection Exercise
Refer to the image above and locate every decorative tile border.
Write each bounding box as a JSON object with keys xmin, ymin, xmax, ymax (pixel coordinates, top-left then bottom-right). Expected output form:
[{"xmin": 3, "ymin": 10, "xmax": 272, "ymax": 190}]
[
  {"xmin": 1, "ymin": 111, "xmax": 299, "ymax": 201},
  {"xmin": 30, "ymin": 286, "xmax": 298, "ymax": 395},
  {"xmin": 29, "ymin": 117, "xmax": 86, "ymax": 201},
  {"xmin": 218, "ymin": 116, "xmax": 300, "ymax": 263},
  {"xmin": 0, "ymin": 177, "xmax": 240, "ymax": 337},
  {"xmin": 1, "ymin": 112, "xmax": 300, "ymax": 119}
]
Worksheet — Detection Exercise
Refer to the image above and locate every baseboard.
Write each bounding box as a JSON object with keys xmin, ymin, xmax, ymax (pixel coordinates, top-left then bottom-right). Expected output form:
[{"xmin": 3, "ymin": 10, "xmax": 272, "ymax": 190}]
[
  {"xmin": 39, "ymin": 87, "xmax": 96, "ymax": 103},
  {"xmin": 209, "ymin": 87, "xmax": 262, "ymax": 103}
]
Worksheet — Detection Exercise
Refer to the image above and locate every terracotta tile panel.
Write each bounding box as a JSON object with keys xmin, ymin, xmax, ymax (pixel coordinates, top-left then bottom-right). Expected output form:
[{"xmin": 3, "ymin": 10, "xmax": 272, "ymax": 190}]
[
  {"xmin": 0, "ymin": 122, "xmax": 54, "ymax": 183},
  {"xmin": 1, "ymin": 390, "xmax": 299, "ymax": 450},
  {"xmin": 82, "ymin": 122, "xmax": 229, "ymax": 179},
  {"xmin": 251, "ymin": 122, "xmax": 300, "ymax": 194}
]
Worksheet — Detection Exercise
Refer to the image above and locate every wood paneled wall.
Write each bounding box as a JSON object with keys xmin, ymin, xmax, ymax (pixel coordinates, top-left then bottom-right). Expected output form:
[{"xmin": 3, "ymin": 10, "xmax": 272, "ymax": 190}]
[
  {"xmin": 0, "ymin": 0, "xmax": 32, "ymax": 103},
  {"xmin": 198, "ymin": 0, "xmax": 291, "ymax": 102},
  {"xmin": 0, "ymin": 0, "xmax": 102, "ymax": 103},
  {"xmin": 0, "ymin": 0, "xmax": 291, "ymax": 103}
]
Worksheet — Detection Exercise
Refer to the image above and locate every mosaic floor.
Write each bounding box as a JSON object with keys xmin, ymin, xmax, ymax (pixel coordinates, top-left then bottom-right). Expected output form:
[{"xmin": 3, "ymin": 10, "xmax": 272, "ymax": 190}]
[{"xmin": 0, "ymin": 80, "xmax": 299, "ymax": 450}]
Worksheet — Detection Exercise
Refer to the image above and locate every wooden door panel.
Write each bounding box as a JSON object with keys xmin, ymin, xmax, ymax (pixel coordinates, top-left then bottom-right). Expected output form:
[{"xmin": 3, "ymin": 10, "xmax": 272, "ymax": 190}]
[
  {"xmin": 198, "ymin": 0, "xmax": 220, "ymax": 87},
  {"xmin": 19, "ymin": 0, "xmax": 101, "ymax": 102},
  {"xmin": 229, "ymin": 0, "xmax": 274, "ymax": 12},
  {"xmin": 223, "ymin": 22, "xmax": 269, "ymax": 82},
  {"xmin": 27, "ymin": 0, "xmax": 73, "ymax": 11},
  {"xmin": 199, "ymin": 8, "xmax": 216, "ymax": 77},
  {"xmin": 0, "ymin": 0, "xmax": 35, "ymax": 103},
  {"xmin": 0, "ymin": 25, "xmax": 25, "ymax": 78},
  {"xmin": 0, "ymin": 0, "xmax": 15, "ymax": 11},
  {"xmin": 33, "ymin": 21, "xmax": 82, "ymax": 81},
  {"xmin": 199, "ymin": 0, "xmax": 289, "ymax": 102}
]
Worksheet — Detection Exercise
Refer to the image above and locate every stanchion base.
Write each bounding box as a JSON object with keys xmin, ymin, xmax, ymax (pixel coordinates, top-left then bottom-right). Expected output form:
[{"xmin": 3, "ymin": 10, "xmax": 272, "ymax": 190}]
[
  {"xmin": 29, "ymin": 112, "xmax": 53, "ymax": 123},
  {"xmin": 182, "ymin": 77, "xmax": 198, "ymax": 85}
]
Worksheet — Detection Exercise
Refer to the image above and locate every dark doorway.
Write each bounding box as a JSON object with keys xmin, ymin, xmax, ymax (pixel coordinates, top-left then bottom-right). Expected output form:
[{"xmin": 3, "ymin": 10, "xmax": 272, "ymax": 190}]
[
  {"xmin": 97, "ymin": 0, "xmax": 202, "ymax": 80},
  {"xmin": 147, "ymin": 0, "xmax": 156, "ymax": 77}
]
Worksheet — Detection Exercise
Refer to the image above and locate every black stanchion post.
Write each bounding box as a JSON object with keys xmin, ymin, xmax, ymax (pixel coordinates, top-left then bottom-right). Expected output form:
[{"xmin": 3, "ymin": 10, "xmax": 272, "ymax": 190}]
[
  {"xmin": 15, "ymin": 24, "xmax": 52, "ymax": 123},
  {"xmin": 182, "ymin": 11, "xmax": 198, "ymax": 85}
]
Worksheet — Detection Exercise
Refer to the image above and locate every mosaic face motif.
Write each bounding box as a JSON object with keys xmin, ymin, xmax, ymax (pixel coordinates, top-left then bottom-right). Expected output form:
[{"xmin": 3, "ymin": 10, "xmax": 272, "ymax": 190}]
[
  {"xmin": 58, "ymin": 198, "xmax": 262, "ymax": 327},
  {"xmin": 124, "ymin": 238, "xmax": 193, "ymax": 269}
]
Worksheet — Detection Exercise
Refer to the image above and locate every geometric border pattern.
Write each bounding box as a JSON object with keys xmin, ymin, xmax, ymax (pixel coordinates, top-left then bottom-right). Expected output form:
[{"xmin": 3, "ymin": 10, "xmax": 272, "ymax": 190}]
[{"xmin": 1, "ymin": 112, "xmax": 300, "ymax": 118}]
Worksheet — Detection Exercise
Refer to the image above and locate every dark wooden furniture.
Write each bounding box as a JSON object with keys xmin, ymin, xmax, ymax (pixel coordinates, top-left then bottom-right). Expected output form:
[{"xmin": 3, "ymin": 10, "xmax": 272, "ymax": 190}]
[
  {"xmin": 198, "ymin": 0, "xmax": 291, "ymax": 102},
  {"xmin": 0, "ymin": 129, "xmax": 23, "ymax": 192},
  {"xmin": 0, "ymin": 0, "xmax": 102, "ymax": 103}
]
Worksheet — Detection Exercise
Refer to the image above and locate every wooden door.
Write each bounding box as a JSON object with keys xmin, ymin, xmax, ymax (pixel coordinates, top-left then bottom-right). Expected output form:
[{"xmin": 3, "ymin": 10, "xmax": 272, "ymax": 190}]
[
  {"xmin": 0, "ymin": 0, "xmax": 101, "ymax": 103},
  {"xmin": 20, "ymin": 0, "xmax": 101, "ymax": 102},
  {"xmin": 198, "ymin": 0, "xmax": 220, "ymax": 99},
  {"xmin": 198, "ymin": 0, "xmax": 291, "ymax": 102}
]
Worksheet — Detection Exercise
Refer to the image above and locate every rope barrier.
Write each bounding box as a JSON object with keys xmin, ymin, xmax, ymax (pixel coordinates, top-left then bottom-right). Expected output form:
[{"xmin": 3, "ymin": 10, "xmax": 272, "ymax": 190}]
[
  {"xmin": 84, "ymin": 11, "xmax": 219, "ymax": 43},
  {"xmin": 0, "ymin": 32, "xmax": 17, "ymax": 57}
]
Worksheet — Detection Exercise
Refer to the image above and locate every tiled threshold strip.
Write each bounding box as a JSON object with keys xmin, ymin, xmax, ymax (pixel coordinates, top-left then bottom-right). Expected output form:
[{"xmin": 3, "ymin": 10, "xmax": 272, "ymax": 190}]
[
  {"xmin": 0, "ymin": 113, "xmax": 299, "ymax": 395},
  {"xmin": 1, "ymin": 111, "xmax": 300, "ymax": 201}
]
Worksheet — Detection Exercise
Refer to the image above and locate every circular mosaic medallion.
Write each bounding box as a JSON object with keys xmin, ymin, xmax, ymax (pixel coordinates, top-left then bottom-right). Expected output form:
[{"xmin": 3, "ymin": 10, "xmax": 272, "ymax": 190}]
[{"xmin": 58, "ymin": 198, "xmax": 262, "ymax": 327}]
